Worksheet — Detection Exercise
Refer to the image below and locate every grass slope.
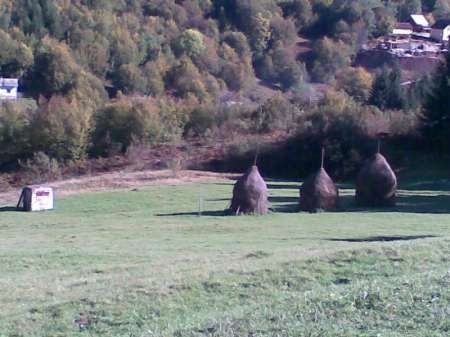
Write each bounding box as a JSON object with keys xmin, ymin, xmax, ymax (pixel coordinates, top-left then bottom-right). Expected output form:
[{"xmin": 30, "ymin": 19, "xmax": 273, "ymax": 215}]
[{"xmin": 1, "ymin": 170, "xmax": 450, "ymax": 336}]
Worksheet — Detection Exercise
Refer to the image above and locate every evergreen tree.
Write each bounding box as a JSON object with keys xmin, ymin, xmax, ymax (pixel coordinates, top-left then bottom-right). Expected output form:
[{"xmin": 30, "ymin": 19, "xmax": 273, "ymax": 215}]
[
  {"xmin": 370, "ymin": 64, "xmax": 404, "ymax": 110},
  {"xmin": 433, "ymin": 0, "xmax": 450, "ymax": 20},
  {"xmin": 422, "ymin": 53, "xmax": 450, "ymax": 153}
]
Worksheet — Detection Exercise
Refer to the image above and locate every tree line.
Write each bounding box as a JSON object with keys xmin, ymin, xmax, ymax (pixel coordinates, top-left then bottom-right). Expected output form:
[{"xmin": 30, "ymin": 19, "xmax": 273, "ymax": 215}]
[{"xmin": 0, "ymin": 0, "xmax": 449, "ymax": 176}]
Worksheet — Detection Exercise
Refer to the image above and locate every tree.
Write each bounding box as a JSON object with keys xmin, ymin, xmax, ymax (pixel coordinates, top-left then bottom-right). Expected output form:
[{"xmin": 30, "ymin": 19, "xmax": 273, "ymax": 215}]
[
  {"xmin": 311, "ymin": 37, "xmax": 351, "ymax": 82},
  {"xmin": 433, "ymin": 0, "xmax": 450, "ymax": 20},
  {"xmin": 290, "ymin": 0, "xmax": 313, "ymax": 30},
  {"xmin": 0, "ymin": 100, "xmax": 37, "ymax": 167},
  {"xmin": 421, "ymin": 53, "xmax": 450, "ymax": 152},
  {"xmin": 114, "ymin": 64, "xmax": 146, "ymax": 94},
  {"xmin": 334, "ymin": 67, "xmax": 373, "ymax": 103},
  {"xmin": 370, "ymin": 65, "xmax": 404, "ymax": 110},
  {"xmin": 92, "ymin": 97, "xmax": 163, "ymax": 155},
  {"xmin": 398, "ymin": 0, "xmax": 422, "ymax": 21},
  {"xmin": 27, "ymin": 37, "xmax": 80, "ymax": 96},
  {"xmin": 271, "ymin": 46, "xmax": 307, "ymax": 91},
  {"xmin": 173, "ymin": 29, "xmax": 206, "ymax": 58},
  {"xmin": 30, "ymin": 96, "xmax": 93, "ymax": 160},
  {"xmin": 0, "ymin": 29, "xmax": 33, "ymax": 77}
]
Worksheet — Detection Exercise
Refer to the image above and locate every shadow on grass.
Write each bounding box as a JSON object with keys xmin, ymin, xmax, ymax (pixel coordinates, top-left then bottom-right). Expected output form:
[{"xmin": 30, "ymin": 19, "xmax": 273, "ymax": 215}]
[
  {"xmin": 338, "ymin": 193, "xmax": 450, "ymax": 214},
  {"xmin": 267, "ymin": 184, "xmax": 300, "ymax": 190},
  {"xmin": 270, "ymin": 204, "xmax": 300, "ymax": 213},
  {"xmin": 156, "ymin": 210, "xmax": 228, "ymax": 217},
  {"xmin": 268, "ymin": 192, "xmax": 450, "ymax": 214},
  {"xmin": 327, "ymin": 235, "xmax": 438, "ymax": 243},
  {"xmin": 0, "ymin": 207, "xmax": 19, "ymax": 212},
  {"xmin": 269, "ymin": 196, "xmax": 298, "ymax": 203}
]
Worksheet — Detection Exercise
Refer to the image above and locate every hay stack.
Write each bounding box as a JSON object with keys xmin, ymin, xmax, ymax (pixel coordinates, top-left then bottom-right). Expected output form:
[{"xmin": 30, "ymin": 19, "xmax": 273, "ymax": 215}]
[
  {"xmin": 355, "ymin": 153, "xmax": 397, "ymax": 207},
  {"xmin": 300, "ymin": 168, "xmax": 339, "ymax": 212},
  {"xmin": 230, "ymin": 165, "xmax": 268, "ymax": 215},
  {"xmin": 299, "ymin": 149, "xmax": 339, "ymax": 212}
]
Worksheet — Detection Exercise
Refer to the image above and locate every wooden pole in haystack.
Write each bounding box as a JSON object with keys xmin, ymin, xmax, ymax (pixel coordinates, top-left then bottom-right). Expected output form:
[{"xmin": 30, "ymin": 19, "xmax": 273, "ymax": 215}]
[
  {"xmin": 229, "ymin": 144, "xmax": 268, "ymax": 215},
  {"xmin": 299, "ymin": 146, "xmax": 339, "ymax": 213}
]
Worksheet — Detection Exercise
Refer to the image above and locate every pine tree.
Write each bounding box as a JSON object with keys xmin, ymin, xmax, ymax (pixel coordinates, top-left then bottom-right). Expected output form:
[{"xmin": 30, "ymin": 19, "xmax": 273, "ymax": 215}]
[
  {"xmin": 370, "ymin": 64, "xmax": 404, "ymax": 110},
  {"xmin": 422, "ymin": 53, "xmax": 450, "ymax": 152}
]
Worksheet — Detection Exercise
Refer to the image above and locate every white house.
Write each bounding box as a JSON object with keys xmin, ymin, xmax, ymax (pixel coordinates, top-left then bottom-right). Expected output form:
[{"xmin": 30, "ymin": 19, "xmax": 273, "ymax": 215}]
[
  {"xmin": 392, "ymin": 22, "xmax": 413, "ymax": 37},
  {"xmin": 0, "ymin": 78, "xmax": 19, "ymax": 100},
  {"xmin": 431, "ymin": 19, "xmax": 450, "ymax": 41}
]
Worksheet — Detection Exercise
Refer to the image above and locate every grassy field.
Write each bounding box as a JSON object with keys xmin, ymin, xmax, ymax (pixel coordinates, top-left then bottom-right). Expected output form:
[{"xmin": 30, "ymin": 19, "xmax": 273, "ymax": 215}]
[{"xmin": 1, "ymin": 168, "xmax": 450, "ymax": 336}]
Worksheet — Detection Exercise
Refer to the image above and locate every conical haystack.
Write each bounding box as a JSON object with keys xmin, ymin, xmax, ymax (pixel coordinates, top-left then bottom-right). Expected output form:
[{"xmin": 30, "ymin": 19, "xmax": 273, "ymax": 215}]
[
  {"xmin": 230, "ymin": 165, "xmax": 268, "ymax": 215},
  {"xmin": 300, "ymin": 168, "xmax": 339, "ymax": 212},
  {"xmin": 299, "ymin": 149, "xmax": 339, "ymax": 212},
  {"xmin": 355, "ymin": 153, "xmax": 397, "ymax": 207}
]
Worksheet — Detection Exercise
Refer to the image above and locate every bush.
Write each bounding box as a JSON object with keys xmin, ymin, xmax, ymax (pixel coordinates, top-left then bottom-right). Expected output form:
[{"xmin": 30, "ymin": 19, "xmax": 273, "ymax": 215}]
[
  {"xmin": 20, "ymin": 152, "xmax": 61, "ymax": 184},
  {"xmin": 254, "ymin": 94, "xmax": 297, "ymax": 132},
  {"xmin": 92, "ymin": 97, "xmax": 165, "ymax": 156},
  {"xmin": 0, "ymin": 100, "xmax": 37, "ymax": 169},
  {"xmin": 29, "ymin": 96, "xmax": 92, "ymax": 160},
  {"xmin": 185, "ymin": 104, "xmax": 216, "ymax": 136}
]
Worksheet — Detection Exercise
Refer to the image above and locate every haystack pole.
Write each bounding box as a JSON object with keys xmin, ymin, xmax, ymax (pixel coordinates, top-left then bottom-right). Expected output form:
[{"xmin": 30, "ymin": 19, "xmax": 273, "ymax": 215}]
[
  {"xmin": 299, "ymin": 147, "xmax": 339, "ymax": 212},
  {"xmin": 355, "ymin": 135, "xmax": 397, "ymax": 207},
  {"xmin": 230, "ymin": 147, "xmax": 268, "ymax": 215}
]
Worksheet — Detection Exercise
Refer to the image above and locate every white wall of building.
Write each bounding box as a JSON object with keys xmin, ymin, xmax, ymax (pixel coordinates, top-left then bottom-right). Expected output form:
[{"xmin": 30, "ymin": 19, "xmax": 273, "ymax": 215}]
[
  {"xmin": 392, "ymin": 28, "xmax": 412, "ymax": 36},
  {"xmin": 431, "ymin": 26, "xmax": 450, "ymax": 41},
  {"xmin": 0, "ymin": 78, "xmax": 18, "ymax": 100}
]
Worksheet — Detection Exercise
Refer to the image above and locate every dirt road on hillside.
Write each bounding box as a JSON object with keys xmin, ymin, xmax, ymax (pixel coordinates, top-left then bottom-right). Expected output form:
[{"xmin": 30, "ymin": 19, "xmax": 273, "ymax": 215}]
[{"xmin": 0, "ymin": 170, "xmax": 238, "ymax": 206}]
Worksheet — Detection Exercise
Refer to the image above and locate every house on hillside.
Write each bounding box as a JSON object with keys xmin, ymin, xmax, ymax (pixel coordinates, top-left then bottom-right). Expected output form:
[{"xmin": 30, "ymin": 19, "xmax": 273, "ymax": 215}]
[
  {"xmin": 431, "ymin": 19, "xmax": 450, "ymax": 41},
  {"xmin": 0, "ymin": 78, "xmax": 19, "ymax": 100},
  {"xmin": 392, "ymin": 22, "xmax": 413, "ymax": 37},
  {"xmin": 410, "ymin": 14, "xmax": 430, "ymax": 32}
]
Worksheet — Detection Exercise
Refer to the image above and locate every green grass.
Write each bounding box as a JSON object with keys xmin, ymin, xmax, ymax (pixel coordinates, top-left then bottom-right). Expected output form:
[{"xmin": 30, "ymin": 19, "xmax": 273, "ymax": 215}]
[{"xmin": 1, "ymin": 171, "xmax": 450, "ymax": 336}]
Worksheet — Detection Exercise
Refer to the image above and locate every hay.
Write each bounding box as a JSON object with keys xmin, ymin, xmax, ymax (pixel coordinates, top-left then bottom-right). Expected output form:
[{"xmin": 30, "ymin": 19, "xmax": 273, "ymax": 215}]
[
  {"xmin": 230, "ymin": 165, "xmax": 268, "ymax": 215},
  {"xmin": 300, "ymin": 168, "xmax": 339, "ymax": 212},
  {"xmin": 355, "ymin": 153, "xmax": 397, "ymax": 207}
]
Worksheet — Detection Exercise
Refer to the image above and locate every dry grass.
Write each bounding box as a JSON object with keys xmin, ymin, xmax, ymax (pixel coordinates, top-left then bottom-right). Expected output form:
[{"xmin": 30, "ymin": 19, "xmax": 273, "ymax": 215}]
[{"xmin": 0, "ymin": 169, "xmax": 238, "ymax": 206}]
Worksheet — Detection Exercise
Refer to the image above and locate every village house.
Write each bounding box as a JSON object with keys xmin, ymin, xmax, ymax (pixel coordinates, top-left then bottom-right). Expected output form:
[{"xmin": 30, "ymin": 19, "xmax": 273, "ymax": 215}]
[
  {"xmin": 0, "ymin": 78, "xmax": 19, "ymax": 100},
  {"xmin": 431, "ymin": 19, "xmax": 450, "ymax": 42},
  {"xmin": 410, "ymin": 14, "xmax": 430, "ymax": 32},
  {"xmin": 392, "ymin": 22, "xmax": 413, "ymax": 37}
]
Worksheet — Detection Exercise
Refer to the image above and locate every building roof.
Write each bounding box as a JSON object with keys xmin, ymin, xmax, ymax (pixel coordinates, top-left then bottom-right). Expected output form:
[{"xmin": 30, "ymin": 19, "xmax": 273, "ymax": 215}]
[
  {"xmin": 432, "ymin": 19, "xmax": 450, "ymax": 29},
  {"xmin": 395, "ymin": 22, "xmax": 413, "ymax": 30},
  {"xmin": 410, "ymin": 14, "xmax": 429, "ymax": 27},
  {"xmin": 0, "ymin": 78, "xmax": 18, "ymax": 87}
]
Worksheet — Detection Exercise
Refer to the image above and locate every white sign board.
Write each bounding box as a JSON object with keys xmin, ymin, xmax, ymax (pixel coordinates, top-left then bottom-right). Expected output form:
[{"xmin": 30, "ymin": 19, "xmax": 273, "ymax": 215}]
[
  {"xmin": 31, "ymin": 187, "xmax": 54, "ymax": 211},
  {"xmin": 17, "ymin": 186, "xmax": 55, "ymax": 212}
]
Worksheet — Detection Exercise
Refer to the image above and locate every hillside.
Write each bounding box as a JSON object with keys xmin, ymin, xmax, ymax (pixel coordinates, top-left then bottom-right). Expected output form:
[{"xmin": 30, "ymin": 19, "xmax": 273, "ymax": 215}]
[{"xmin": 0, "ymin": 0, "xmax": 450, "ymax": 185}]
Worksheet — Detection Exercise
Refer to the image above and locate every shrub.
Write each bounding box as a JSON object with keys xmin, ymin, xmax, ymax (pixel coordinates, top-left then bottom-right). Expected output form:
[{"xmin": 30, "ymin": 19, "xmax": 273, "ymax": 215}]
[
  {"xmin": 334, "ymin": 67, "xmax": 373, "ymax": 103},
  {"xmin": 0, "ymin": 99, "xmax": 37, "ymax": 169},
  {"xmin": 185, "ymin": 104, "xmax": 216, "ymax": 136},
  {"xmin": 20, "ymin": 152, "xmax": 61, "ymax": 184},
  {"xmin": 29, "ymin": 96, "xmax": 92, "ymax": 160},
  {"xmin": 254, "ymin": 94, "xmax": 296, "ymax": 132},
  {"xmin": 173, "ymin": 29, "xmax": 206, "ymax": 58},
  {"xmin": 92, "ymin": 97, "xmax": 164, "ymax": 156},
  {"xmin": 114, "ymin": 63, "xmax": 147, "ymax": 94}
]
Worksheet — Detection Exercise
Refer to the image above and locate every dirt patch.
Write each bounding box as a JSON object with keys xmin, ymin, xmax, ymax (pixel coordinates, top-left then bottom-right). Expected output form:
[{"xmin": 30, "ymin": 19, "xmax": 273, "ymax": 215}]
[{"xmin": 0, "ymin": 170, "xmax": 238, "ymax": 206}]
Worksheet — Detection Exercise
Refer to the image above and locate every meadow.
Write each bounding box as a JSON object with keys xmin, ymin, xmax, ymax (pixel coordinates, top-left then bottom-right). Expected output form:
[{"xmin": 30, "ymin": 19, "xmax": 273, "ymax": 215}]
[{"xmin": 1, "ymin": 167, "xmax": 450, "ymax": 337}]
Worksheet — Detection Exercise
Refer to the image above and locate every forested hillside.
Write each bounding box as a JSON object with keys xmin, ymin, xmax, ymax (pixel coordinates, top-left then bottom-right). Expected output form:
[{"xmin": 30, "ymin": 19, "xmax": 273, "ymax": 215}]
[{"xmin": 0, "ymin": 0, "xmax": 450, "ymax": 183}]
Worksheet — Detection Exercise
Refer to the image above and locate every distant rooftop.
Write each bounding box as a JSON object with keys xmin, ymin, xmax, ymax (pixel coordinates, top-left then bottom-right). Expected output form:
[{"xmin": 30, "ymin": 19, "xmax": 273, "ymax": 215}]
[
  {"xmin": 395, "ymin": 22, "xmax": 413, "ymax": 30},
  {"xmin": 410, "ymin": 14, "xmax": 429, "ymax": 28},
  {"xmin": 0, "ymin": 78, "xmax": 18, "ymax": 87}
]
